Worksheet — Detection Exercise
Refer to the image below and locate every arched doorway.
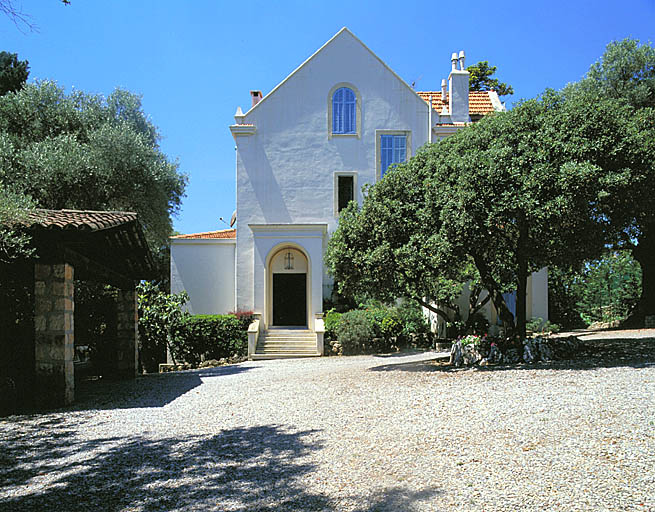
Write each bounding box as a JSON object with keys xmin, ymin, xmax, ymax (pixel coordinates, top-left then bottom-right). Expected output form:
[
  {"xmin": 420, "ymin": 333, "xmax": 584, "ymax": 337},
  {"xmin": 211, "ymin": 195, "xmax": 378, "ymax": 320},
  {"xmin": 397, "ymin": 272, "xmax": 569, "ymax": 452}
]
[{"xmin": 268, "ymin": 247, "xmax": 308, "ymax": 327}]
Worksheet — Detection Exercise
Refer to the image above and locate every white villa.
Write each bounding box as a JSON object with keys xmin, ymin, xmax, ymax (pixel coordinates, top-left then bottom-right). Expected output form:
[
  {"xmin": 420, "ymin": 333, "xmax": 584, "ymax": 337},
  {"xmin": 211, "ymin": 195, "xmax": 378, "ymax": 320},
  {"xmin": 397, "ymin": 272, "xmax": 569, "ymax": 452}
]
[{"xmin": 170, "ymin": 28, "xmax": 548, "ymax": 359}]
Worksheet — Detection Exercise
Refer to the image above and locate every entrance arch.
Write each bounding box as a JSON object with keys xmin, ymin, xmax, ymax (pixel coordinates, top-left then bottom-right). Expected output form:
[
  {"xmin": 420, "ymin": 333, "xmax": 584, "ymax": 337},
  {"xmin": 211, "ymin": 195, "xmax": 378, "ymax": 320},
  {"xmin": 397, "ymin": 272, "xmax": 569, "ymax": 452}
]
[{"xmin": 266, "ymin": 245, "xmax": 310, "ymax": 327}]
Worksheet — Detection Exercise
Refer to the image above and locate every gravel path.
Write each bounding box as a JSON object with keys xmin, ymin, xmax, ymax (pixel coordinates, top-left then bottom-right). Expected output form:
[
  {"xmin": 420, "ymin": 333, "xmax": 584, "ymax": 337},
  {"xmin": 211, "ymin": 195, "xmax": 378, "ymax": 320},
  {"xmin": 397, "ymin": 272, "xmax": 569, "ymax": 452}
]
[{"xmin": 2, "ymin": 338, "xmax": 654, "ymax": 511}]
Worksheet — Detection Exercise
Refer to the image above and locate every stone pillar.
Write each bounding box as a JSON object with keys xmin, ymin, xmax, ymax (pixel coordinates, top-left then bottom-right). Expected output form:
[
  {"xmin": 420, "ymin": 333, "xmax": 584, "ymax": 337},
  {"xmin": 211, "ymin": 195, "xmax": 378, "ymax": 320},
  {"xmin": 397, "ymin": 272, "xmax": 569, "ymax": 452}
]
[
  {"xmin": 34, "ymin": 263, "xmax": 75, "ymax": 407},
  {"xmin": 114, "ymin": 288, "xmax": 139, "ymax": 378}
]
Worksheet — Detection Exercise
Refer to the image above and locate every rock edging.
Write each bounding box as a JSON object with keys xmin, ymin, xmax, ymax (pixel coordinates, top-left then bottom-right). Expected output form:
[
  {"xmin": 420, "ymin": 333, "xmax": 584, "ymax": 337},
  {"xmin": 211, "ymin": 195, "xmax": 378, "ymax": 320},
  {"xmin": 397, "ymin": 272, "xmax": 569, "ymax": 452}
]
[{"xmin": 449, "ymin": 336, "xmax": 582, "ymax": 368}]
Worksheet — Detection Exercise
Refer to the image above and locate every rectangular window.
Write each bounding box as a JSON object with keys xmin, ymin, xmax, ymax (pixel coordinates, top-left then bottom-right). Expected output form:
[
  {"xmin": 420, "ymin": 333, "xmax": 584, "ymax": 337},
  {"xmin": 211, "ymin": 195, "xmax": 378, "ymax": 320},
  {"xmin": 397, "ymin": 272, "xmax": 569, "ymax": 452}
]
[
  {"xmin": 380, "ymin": 134, "xmax": 407, "ymax": 177},
  {"xmin": 334, "ymin": 172, "xmax": 358, "ymax": 216},
  {"xmin": 337, "ymin": 175, "xmax": 354, "ymax": 212}
]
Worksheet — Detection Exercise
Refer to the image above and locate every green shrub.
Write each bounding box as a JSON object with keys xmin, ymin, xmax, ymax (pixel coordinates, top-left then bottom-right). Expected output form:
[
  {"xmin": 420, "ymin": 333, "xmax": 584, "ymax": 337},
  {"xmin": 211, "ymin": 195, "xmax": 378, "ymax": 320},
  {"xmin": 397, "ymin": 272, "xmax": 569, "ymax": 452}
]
[
  {"xmin": 335, "ymin": 309, "xmax": 376, "ymax": 355},
  {"xmin": 172, "ymin": 314, "xmax": 247, "ymax": 365},
  {"xmin": 137, "ymin": 281, "xmax": 189, "ymax": 372},
  {"xmin": 526, "ymin": 317, "xmax": 560, "ymax": 334},
  {"xmin": 333, "ymin": 301, "xmax": 432, "ymax": 355},
  {"xmin": 395, "ymin": 301, "xmax": 430, "ymax": 338},
  {"xmin": 324, "ymin": 309, "xmax": 342, "ymax": 339},
  {"xmin": 380, "ymin": 315, "xmax": 402, "ymax": 340}
]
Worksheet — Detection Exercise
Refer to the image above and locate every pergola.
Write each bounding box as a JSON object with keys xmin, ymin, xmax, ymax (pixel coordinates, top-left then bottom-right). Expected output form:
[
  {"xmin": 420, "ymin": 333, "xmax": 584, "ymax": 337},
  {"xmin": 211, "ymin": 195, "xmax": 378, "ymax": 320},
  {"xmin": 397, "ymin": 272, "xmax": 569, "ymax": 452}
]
[{"xmin": 25, "ymin": 209, "xmax": 155, "ymax": 407}]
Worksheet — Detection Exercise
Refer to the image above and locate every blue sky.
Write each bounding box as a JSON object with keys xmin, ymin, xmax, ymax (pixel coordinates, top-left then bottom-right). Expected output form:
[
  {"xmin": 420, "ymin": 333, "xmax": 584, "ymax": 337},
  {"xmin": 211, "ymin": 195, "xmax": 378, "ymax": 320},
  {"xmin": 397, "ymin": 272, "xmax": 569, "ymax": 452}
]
[{"xmin": 2, "ymin": 0, "xmax": 654, "ymax": 235}]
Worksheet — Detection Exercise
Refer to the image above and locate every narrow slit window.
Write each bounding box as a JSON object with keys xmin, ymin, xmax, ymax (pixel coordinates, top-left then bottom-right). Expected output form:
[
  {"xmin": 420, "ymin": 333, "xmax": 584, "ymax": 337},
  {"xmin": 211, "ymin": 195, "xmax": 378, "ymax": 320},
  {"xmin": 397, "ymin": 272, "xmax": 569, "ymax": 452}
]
[{"xmin": 337, "ymin": 175, "xmax": 354, "ymax": 212}]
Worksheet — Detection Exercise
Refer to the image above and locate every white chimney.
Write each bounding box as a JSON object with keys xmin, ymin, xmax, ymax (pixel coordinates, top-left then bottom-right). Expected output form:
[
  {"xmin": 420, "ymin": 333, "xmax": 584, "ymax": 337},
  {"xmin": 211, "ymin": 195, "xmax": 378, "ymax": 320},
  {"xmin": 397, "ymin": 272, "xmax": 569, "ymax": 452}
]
[
  {"xmin": 448, "ymin": 50, "xmax": 470, "ymax": 123},
  {"xmin": 441, "ymin": 79, "xmax": 448, "ymax": 114},
  {"xmin": 250, "ymin": 90, "xmax": 263, "ymax": 107}
]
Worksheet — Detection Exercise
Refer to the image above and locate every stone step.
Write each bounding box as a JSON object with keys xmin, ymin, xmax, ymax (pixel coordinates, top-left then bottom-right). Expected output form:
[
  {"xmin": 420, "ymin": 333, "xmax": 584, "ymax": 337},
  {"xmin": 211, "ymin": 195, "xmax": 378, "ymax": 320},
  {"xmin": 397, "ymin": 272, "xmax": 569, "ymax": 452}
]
[
  {"xmin": 258, "ymin": 341, "xmax": 316, "ymax": 344},
  {"xmin": 266, "ymin": 329, "xmax": 313, "ymax": 334},
  {"xmin": 255, "ymin": 347, "xmax": 316, "ymax": 354},
  {"xmin": 259, "ymin": 334, "xmax": 316, "ymax": 341},
  {"xmin": 263, "ymin": 333, "xmax": 314, "ymax": 338},
  {"xmin": 253, "ymin": 329, "xmax": 319, "ymax": 360},
  {"xmin": 259, "ymin": 342, "xmax": 317, "ymax": 347},
  {"xmin": 259, "ymin": 338, "xmax": 316, "ymax": 343},
  {"xmin": 251, "ymin": 353, "xmax": 320, "ymax": 360}
]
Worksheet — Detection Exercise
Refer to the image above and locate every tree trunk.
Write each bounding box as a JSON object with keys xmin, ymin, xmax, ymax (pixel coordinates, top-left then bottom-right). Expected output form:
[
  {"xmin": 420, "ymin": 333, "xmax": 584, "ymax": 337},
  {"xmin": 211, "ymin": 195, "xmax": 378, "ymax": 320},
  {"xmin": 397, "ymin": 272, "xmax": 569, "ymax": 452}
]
[
  {"xmin": 471, "ymin": 253, "xmax": 515, "ymax": 335},
  {"xmin": 626, "ymin": 223, "xmax": 655, "ymax": 326},
  {"xmin": 515, "ymin": 215, "xmax": 528, "ymax": 340},
  {"xmin": 469, "ymin": 292, "xmax": 491, "ymax": 318},
  {"xmin": 416, "ymin": 298, "xmax": 451, "ymax": 323},
  {"xmin": 516, "ymin": 263, "xmax": 528, "ymax": 340}
]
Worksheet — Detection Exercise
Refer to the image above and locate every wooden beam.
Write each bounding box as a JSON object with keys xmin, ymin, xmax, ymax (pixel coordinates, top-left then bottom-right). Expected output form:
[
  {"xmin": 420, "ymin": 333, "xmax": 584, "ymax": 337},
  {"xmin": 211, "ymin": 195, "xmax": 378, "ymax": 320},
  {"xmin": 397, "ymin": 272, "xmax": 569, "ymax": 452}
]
[{"xmin": 63, "ymin": 247, "xmax": 134, "ymax": 289}]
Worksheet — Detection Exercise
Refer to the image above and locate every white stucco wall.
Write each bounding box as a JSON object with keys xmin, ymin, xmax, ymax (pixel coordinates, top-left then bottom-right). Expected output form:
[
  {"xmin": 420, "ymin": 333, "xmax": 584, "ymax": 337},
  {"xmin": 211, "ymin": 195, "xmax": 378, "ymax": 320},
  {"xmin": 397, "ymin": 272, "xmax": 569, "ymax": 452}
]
[
  {"xmin": 527, "ymin": 267, "xmax": 549, "ymax": 322},
  {"xmin": 233, "ymin": 29, "xmax": 432, "ymax": 320},
  {"xmin": 170, "ymin": 239, "xmax": 236, "ymax": 315}
]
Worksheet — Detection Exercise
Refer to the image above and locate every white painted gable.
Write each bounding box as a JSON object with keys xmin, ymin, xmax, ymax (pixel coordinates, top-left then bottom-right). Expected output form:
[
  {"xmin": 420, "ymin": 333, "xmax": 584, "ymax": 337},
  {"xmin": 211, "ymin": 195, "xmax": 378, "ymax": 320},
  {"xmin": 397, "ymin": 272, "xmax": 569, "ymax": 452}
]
[{"xmin": 234, "ymin": 27, "xmax": 430, "ymax": 227}]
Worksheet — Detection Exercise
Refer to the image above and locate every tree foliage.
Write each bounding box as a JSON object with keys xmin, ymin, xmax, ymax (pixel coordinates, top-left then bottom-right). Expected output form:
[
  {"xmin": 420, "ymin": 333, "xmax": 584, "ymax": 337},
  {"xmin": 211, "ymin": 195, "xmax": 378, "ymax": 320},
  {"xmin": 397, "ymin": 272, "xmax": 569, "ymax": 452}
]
[
  {"xmin": 0, "ymin": 51, "xmax": 29, "ymax": 95},
  {"xmin": 566, "ymin": 38, "xmax": 655, "ymax": 322},
  {"xmin": 424, "ymin": 93, "xmax": 615, "ymax": 338},
  {"xmin": 325, "ymin": 152, "xmax": 482, "ymax": 325},
  {"xmin": 329, "ymin": 38, "xmax": 655, "ymax": 337},
  {"xmin": 0, "ymin": 80, "xmax": 187, "ymax": 252},
  {"xmin": 576, "ymin": 38, "xmax": 655, "ymax": 109},
  {"xmin": 574, "ymin": 251, "xmax": 642, "ymax": 326},
  {"xmin": 0, "ymin": 184, "xmax": 35, "ymax": 262},
  {"xmin": 466, "ymin": 61, "xmax": 514, "ymax": 97}
]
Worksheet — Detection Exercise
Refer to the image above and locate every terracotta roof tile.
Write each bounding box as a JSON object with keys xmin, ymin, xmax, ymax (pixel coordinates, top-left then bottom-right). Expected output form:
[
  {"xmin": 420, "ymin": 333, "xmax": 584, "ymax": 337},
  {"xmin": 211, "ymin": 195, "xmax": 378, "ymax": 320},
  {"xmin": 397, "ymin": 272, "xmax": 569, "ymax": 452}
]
[
  {"xmin": 171, "ymin": 229, "xmax": 236, "ymax": 240},
  {"xmin": 25, "ymin": 209, "xmax": 138, "ymax": 231},
  {"xmin": 416, "ymin": 90, "xmax": 497, "ymax": 115}
]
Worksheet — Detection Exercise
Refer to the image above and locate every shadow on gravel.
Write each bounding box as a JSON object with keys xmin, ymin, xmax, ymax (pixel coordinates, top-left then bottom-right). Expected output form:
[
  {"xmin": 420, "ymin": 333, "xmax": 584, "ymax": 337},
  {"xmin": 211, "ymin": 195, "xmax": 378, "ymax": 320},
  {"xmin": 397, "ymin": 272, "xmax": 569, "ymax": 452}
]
[
  {"xmin": 369, "ymin": 339, "xmax": 655, "ymax": 374},
  {"xmin": 371, "ymin": 349, "xmax": 427, "ymax": 359},
  {"xmin": 0, "ymin": 420, "xmax": 441, "ymax": 512},
  {"xmin": 0, "ymin": 423, "xmax": 329, "ymax": 511},
  {"xmin": 350, "ymin": 488, "xmax": 443, "ymax": 511},
  {"xmin": 69, "ymin": 364, "xmax": 256, "ymax": 411}
]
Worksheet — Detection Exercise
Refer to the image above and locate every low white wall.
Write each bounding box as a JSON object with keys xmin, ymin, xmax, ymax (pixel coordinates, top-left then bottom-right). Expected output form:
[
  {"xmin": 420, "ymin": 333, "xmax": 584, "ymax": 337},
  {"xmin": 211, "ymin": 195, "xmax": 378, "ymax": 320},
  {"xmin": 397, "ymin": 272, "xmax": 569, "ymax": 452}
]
[{"xmin": 170, "ymin": 239, "xmax": 236, "ymax": 315}]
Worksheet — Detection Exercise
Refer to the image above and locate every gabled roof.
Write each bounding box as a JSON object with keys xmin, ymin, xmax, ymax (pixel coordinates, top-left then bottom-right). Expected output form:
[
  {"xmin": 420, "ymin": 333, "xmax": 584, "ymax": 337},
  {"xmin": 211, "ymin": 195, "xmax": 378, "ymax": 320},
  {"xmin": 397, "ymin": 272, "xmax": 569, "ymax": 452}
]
[
  {"xmin": 241, "ymin": 27, "xmax": 426, "ymax": 118},
  {"xmin": 416, "ymin": 91, "xmax": 499, "ymax": 115},
  {"xmin": 170, "ymin": 229, "xmax": 236, "ymax": 240}
]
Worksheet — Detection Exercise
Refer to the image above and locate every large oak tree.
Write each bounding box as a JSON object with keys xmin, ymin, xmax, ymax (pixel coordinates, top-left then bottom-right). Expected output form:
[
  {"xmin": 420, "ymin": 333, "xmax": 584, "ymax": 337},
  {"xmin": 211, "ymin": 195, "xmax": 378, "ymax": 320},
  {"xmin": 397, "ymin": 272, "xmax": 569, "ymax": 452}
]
[{"xmin": 566, "ymin": 39, "xmax": 655, "ymax": 323}]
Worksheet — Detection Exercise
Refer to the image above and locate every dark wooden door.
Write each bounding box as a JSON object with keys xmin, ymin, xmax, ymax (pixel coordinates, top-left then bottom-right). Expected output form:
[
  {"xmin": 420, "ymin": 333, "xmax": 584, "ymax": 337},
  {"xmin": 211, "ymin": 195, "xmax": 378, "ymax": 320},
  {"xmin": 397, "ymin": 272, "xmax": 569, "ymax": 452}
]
[{"xmin": 273, "ymin": 273, "xmax": 306, "ymax": 326}]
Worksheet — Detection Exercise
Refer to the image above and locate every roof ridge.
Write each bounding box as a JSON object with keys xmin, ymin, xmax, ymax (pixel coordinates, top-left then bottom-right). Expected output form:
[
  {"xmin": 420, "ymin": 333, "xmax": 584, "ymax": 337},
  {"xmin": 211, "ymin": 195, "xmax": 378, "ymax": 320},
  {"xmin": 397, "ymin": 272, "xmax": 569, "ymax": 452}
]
[
  {"xmin": 35, "ymin": 208, "xmax": 138, "ymax": 216},
  {"xmin": 170, "ymin": 228, "xmax": 236, "ymax": 240}
]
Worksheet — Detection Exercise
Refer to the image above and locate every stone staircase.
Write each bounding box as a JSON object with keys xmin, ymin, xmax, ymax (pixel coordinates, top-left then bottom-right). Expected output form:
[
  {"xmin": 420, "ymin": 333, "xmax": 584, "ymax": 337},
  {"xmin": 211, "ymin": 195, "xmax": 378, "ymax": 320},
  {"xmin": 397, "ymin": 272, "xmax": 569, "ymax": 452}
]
[{"xmin": 252, "ymin": 328, "xmax": 320, "ymax": 360}]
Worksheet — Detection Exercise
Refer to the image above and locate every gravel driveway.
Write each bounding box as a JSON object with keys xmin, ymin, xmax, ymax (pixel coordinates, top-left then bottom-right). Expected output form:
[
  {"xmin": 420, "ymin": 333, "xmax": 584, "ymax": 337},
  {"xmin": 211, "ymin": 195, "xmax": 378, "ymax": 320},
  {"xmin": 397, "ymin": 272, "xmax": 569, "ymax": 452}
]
[{"xmin": 2, "ymin": 335, "xmax": 654, "ymax": 511}]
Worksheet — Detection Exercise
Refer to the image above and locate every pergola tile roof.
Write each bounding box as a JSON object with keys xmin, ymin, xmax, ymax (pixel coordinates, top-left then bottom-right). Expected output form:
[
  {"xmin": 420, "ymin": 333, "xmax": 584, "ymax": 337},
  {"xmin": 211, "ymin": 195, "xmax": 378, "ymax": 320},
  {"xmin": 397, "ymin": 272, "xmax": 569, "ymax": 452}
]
[
  {"xmin": 22, "ymin": 209, "xmax": 155, "ymax": 285},
  {"xmin": 25, "ymin": 209, "xmax": 139, "ymax": 231},
  {"xmin": 171, "ymin": 229, "xmax": 236, "ymax": 240}
]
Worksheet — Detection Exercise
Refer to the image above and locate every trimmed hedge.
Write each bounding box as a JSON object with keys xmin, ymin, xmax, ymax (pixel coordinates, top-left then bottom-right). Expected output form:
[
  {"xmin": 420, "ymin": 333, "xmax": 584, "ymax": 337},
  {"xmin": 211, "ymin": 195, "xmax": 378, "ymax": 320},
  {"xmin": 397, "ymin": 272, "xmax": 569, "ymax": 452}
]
[{"xmin": 171, "ymin": 314, "xmax": 248, "ymax": 365}]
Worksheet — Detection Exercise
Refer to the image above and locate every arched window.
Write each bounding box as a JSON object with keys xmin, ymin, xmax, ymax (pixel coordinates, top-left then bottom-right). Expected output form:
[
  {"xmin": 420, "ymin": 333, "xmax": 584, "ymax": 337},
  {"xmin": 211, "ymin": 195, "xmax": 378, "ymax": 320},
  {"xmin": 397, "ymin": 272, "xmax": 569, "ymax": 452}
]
[{"xmin": 332, "ymin": 87, "xmax": 356, "ymax": 134}]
